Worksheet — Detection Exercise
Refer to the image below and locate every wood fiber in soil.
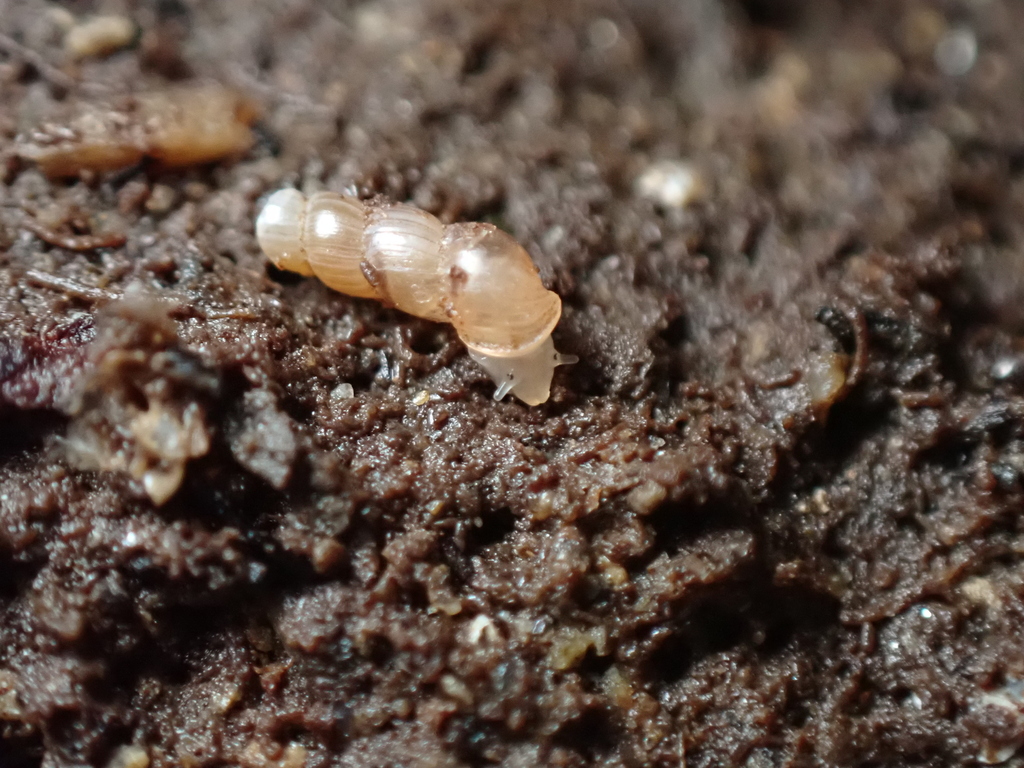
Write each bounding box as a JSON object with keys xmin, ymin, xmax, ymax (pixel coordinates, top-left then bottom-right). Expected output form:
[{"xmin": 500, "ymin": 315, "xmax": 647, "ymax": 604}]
[{"xmin": 2, "ymin": 0, "xmax": 1024, "ymax": 766}]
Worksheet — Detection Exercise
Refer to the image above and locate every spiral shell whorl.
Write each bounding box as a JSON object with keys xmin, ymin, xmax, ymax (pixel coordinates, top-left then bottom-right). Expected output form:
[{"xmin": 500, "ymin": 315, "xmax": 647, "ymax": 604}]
[
  {"xmin": 442, "ymin": 223, "xmax": 562, "ymax": 357},
  {"xmin": 304, "ymin": 192, "xmax": 377, "ymax": 299},
  {"xmin": 255, "ymin": 188, "xmax": 312, "ymax": 276},
  {"xmin": 364, "ymin": 204, "xmax": 448, "ymax": 322}
]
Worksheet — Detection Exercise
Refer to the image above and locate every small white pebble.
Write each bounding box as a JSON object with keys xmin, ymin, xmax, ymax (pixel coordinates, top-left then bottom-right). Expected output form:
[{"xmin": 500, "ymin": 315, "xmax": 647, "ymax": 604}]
[
  {"xmin": 935, "ymin": 27, "xmax": 977, "ymax": 77},
  {"xmin": 626, "ymin": 480, "xmax": 667, "ymax": 515},
  {"xmin": 331, "ymin": 382, "xmax": 355, "ymax": 402},
  {"xmin": 992, "ymin": 357, "xmax": 1018, "ymax": 380},
  {"xmin": 440, "ymin": 674, "xmax": 474, "ymax": 706},
  {"xmin": 962, "ymin": 576, "xmax": 1001, "ymax": 609},
  {"xmin": 142, "ymin": 464, "xmax": 185, "ymax": 506},
  {"xmin": 355, "ymin": 6, "xmax": 391, "ymax": 43},
  {"xmin": 530, "ymin": 489, "xmax": 556, "ymax": 521},
  {"xmin": 213, "ymin": 685, "xmax": 241, "ymax": 713},
  {"xmin": 280, "ymin": 745, "xmax": 307, "ymax": 768},
  {"xmin": 542, "ymin": 225, "xmax": 566, "ymax": 251},
  {"xmin": 64, "ymin": 15, "xmax": 137, "ymax": 60},
  {"xmin": 47, "ymin": 7, "xmax": 77, "ymax": 33},
  {"xmin": 467, "ymin": 614, "xmax": 501, "ymax": 644},
  {"xmin": 587, "ymin": 18, "xmax": 620, "ymax": 51},
  {"xmin": 395, "ymin": 99, "xmax": 414, "ymax": 119},
  {"xmin": 145, "ymin": 184, "xmax": 177, "ymax": 214},
  {"xmin": 412, "ymin": 390, "xmax": 431, "ymax": 406},
  {"xmin": 635, "ymin": 160, "xmax": 705, "ymax": 209},
  {"xmin": 106, "ymin": 745, "xmax": 149, "ymax": 768}
]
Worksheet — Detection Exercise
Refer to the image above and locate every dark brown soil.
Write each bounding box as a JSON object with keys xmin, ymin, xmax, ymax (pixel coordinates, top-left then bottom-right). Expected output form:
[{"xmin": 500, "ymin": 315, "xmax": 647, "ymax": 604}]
[{"xmin": 3, "ymin": 1, "xmax": 1024, "ymax": 766}]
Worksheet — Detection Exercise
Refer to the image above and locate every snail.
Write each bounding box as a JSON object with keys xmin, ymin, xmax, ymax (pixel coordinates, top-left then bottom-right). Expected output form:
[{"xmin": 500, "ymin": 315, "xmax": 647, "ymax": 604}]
[
  {"xmin": 255, "ymin": 189, "xmax": 576, "ymax": 405},
  {"xmin": 17, "ymin": 84, "xmax": 258, "ymax": 178}
]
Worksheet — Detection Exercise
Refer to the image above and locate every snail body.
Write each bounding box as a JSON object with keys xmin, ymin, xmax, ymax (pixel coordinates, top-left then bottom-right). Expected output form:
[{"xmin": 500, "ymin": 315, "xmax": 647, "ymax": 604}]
[
  {"xmin": 256, "ymin": 189, "xmax": 575, "ymax": 405},
  {"xmin": 17, "ymin": 85, "xmax": 258, "ymax": 178}
]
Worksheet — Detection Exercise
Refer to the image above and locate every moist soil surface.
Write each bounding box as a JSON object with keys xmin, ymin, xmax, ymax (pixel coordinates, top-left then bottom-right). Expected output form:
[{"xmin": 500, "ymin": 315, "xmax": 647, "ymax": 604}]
[{"xmin": 3, "ymin": 1, "xmax": 1024, "ymax": 766}]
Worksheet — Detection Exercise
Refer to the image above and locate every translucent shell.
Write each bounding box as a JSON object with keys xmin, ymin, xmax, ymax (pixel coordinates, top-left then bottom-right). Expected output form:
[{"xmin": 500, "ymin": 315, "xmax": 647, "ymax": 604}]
[
  {"xmin": 254, "ymin": 188, "xmax": 311, "ymax": 277},
  {"xmin": 442, "ymin": 224, "xmax": 562, "ymax": 357},
  {"xmin": 255, "ymin": 189, "xmax": 575, "ymax": 405},
  {"xmin": 365, "ymin": 204, "xmax": 448, "ymax": 321},
  {"xmin": 305, "ymin": 192, "xmax": 376, "ymax": 298},
  {"xmin": 16, "ymin": 84, "xmax": 259, "ymax": 178}
]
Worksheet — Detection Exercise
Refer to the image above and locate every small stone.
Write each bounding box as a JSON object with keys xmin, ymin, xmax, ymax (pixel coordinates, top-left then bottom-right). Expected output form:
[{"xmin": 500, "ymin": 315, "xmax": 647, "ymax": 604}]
[
  {"xmin": 635, "ymin": 160, "xmax": 705, "ymax": 209},
  {"xmin": 212, "ymin": 682, "xmax": 242, "ymax": 714},
  {"xmin": 530, "ymin": 489, "xmax": 556, "ymax": 520},
  {"xmin": 805, "ymin": 351, "xmax": 848, "ymax": 412},
  {"xmin": 439, "ymin": 674, "xmax": 474, "ymax": 707},
  {"xmin": 311, "ymin": 538, "xmax": 345, "ymax": 574},
  {"xmin": 281, "ymin": 744, "xmax": 308, "ymax": 768},
  {"xmin": 935, "ymin": 27, "xmax": 977, "ymax": 77},
  {"xmin": 598, "ymin": 557, "xmax": 629, "ymax": 587},
  {"xmin": 142, "ymin": 463, "xmax": 186, "ymax": 507},
  {"xmin": 330, "ymin": 382, "xmax": 355, "ymax": 402},
  {"xmin": 47, "ymin": 7, "xmax": 77, "ymax": 34},
  {"xmin": 145, "ymin": 184, "xmax": 177, "ymax": 214},
  {"xmin": 466, "ymin": 614, "xmax": 500, "ymax": 644},
  {"xmin": 961, "ymin": 576, "xmax": 1001, "ymax": 609},
  {"xmin": 65, "ymin": 15, "xmax": 137, "ymax": 60},
  {"xmin": 992, "ymin": 357, "xmax": 1021, "ymax": 381},
  {"xmin": 626, "ymin": 480, "xmax": 667, "ymax": 515},
  {"xmin": 587, "ymin": 18, "xmax": 620, "ymax": 51},
  {"xmin": 106, "ymin": 745, "xmax": 149, "ymax": 768},
  {"xmin": 0, "ymin": 669, "xmax": 22, "ymax": 720}
]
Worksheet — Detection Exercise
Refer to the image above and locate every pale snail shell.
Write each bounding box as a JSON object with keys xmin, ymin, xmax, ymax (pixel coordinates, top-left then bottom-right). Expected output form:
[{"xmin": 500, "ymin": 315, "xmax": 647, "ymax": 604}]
[{"xmin": 256, "ymin": 189, "xmax": 576, "ymax": 405}]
